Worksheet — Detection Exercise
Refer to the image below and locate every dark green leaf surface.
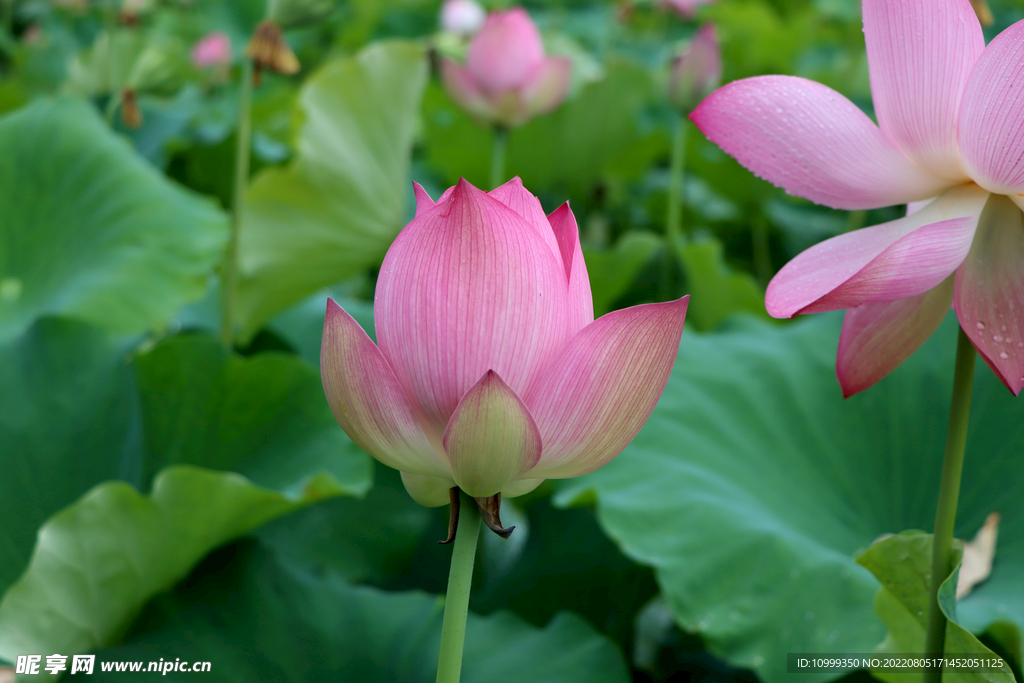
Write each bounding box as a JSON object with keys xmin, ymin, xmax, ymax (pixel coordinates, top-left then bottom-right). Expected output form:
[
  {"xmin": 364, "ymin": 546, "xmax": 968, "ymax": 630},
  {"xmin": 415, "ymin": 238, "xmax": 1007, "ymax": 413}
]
[
  {"xmin": 0, "ymin": 99, "xmax": 228, "ymax": 341},
  {"xmin": 72, "ymin": 546, "xmax": 630, "ymax": 683},
  {"xmin": 555, "ymin": 312, "xmax": 1024, "ymax": 683}
]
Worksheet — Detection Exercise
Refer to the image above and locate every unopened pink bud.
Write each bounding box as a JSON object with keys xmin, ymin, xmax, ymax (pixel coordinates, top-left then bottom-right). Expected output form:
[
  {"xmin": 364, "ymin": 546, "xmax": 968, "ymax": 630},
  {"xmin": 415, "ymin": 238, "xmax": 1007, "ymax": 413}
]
[
  {"xmin": 668, "ymin": 24, "xmax": 722, "ymax": 113},
  {"xmin": 191, "ymin": 32, "xmax": 232, "ymax": 68}
]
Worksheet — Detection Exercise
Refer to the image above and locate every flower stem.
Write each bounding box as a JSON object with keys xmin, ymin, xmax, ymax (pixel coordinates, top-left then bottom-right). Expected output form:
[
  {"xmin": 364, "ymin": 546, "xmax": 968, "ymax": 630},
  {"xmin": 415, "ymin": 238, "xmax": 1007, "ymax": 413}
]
[
  {"xmin": 221, "ymin": 57, "xmax": 254, "ymax": 346},
  {"xmin": 436, "ymin": 492, "xmax": 481, "ymax": 683},
  {"xmin": 660, "ymin": 112, "xmax": 688, "ymax": 301},
  {"xmin": 490, "ymin": 125, "xmax": 507, "ymax": 190},
  {"xmin": 923, "ymin": 326, "xmax": 976, "ymax": 683},
  {"xmin": 666, "ymin": 110, "xmax": 687, "ymax": 246}
]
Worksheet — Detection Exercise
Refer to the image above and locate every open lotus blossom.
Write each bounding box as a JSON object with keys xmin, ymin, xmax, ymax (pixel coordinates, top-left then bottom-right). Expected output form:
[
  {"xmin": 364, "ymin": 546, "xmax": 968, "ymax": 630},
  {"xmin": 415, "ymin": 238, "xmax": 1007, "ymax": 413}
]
[
  {"xmin": 691, "ymin": 0, "xmax": 1024, "ymax": 397},
  {"xmin": 321, "ymin": 178, "xmax": 688, "ymax": 507},
  {"xmin": 440, "ymin": 8, "xmax": 571, "ymax": 128},
  {"xmin": 440, "ymin": 0, "xmax": 486, "ymax": 36},
  {"xmin": 668, "ymin": 24, "xmax": 722, "ymax": 113}
]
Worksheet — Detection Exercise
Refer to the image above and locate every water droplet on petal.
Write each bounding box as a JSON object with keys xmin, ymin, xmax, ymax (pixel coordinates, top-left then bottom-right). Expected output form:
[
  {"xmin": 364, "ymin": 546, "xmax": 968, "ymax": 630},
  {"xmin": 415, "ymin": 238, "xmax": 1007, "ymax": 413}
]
[
  {"xmin": 994, "ymin": 335, "xmax": 1004, "ymax": 342},
  {"xmin": 976, "ymin": 321, "xmax": 986, "ymax": 330},
  {"xmin": 1000, "ymin": 352, "xmax": 1009, "ymax": 359}
]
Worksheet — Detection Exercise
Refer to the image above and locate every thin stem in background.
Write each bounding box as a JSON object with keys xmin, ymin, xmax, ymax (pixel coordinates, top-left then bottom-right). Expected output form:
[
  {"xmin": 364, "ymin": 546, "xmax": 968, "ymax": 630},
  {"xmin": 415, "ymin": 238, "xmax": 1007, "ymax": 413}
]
[
  {"xmin": 490, "ymin": 125, "xmax": 507, "ymax": 190},
  {"xmin": 436, "ymin": 492, "xmax": 481, "ymax": 683},
  {"xmin": 922, "ymin": 326, "xmax": 976, "ymax": 683},
  {"xmin": 221, "ymin": 57, "xmax": 254, "ymax": 346},
  {"xmin": 661, "ymin": 112, "xmax": 687, "ymax": 301},
  {"xmin": 752, "ymin": 213, "xmax": 771, "ymax": 285},
  {"xmin": 666, "ymin": 110, "xmax": 687, "ymax": 245}
]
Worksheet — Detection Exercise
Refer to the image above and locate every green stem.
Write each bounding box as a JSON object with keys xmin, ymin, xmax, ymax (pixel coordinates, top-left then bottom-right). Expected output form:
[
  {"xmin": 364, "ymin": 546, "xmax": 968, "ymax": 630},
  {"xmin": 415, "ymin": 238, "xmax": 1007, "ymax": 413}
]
[
  {"xmin": 922, "ymin": 326, "xmax": 976, "ymax": 683},
  {"xmin": 221, "ymin": 58, "xmax": 254, "ymax": 346},
  {"xmin": 103, "ymin": 90, "xmax": 122, "ymax": 126},
  {"xmin": 752, "ymin": 213, "xmax": 771, "ymax": 285},
  {"xmin": 490, "ymin": 125, "xmax": 507, "ymax": 190},
  {"xmin": 436, "ymin": 493, "xmax": 481, "ymax": 683},
  {"xmin": 666, "ymin": 111, "xmax": 686, "ymax": 245}
]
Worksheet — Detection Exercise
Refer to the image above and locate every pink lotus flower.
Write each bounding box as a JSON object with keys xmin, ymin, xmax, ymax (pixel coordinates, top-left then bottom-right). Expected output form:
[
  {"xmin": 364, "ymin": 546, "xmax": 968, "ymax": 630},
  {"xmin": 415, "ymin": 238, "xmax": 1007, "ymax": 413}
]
[
  {"xmin": 691, "ymin": 0, "xmax": 1024, "ymax": 397},
  {"xmin": 440, "ymin": 8, "xmax": 572, "ymax": 128},
  {"xmin": 321, "ymin": 178, "xmax": 688, "ymax": 506},
  {"xmin": 191, "ymin": 32, "xmax": 232, "ymax": 68},
  {"xmin": 440, "ymin": 0, "xmax": 486, "ymax": 36},
  {"xmin": 668, "ymin": 24, "xmax": 722, "ymax": 113},
  {"xmin": 660, "ymin": 0, "xmax": 715, "ymax": 20}
]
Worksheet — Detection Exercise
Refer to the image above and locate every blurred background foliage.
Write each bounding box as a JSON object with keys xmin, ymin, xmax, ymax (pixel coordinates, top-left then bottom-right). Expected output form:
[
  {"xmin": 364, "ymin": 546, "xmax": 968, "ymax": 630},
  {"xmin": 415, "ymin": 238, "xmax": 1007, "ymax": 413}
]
[{"xmin": 1, "ymin": 0, "xmax": 1023, "ymax": 681}]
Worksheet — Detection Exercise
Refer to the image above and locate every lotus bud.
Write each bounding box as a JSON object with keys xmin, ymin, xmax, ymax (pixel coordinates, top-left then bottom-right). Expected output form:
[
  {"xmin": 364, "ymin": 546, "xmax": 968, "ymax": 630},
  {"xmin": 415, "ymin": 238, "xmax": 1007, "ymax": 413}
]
[
  {"xmin": 192, "ymin": 32, "xmax": 232, "ymax": 69},
  {"xmin": 440, "ymin": 0, "xmax": 486, "ymax": 36},
  {"xmin": 440, "ymin": 8, "xmax": 572, "ymax": 128},
  {"xmin": 668, "ymin": 24, "xmax": 721, "ymax": 113},
  {"xmin": 321, "ymin": 177, "xmax": 689, "ymax": 524},
  {"xmin": 126, "ymin": 43, "xmax": 183, "ymax": 96}
]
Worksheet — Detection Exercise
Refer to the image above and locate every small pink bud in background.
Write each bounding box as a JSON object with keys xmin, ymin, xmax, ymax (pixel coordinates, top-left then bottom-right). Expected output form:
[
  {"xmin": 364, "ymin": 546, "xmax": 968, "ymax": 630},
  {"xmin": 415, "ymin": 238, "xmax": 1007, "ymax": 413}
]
[
  {"xmin": 191, "ymin": 32, "xmax": 232, "ymax": 69},
  {"xmin": 668, "ymin": 24, "xmax": 722, "ymax": 113},
  {"xmin": 660, "ymin": 0, "xmax": 715, "ymax": 20},
  {"xmin": 440, "ymin": 0, "xmax": 486, "ymax": 36},
  {"xmin": 440, "ymin": 7, "xmax": 571, "ymax": 127}
]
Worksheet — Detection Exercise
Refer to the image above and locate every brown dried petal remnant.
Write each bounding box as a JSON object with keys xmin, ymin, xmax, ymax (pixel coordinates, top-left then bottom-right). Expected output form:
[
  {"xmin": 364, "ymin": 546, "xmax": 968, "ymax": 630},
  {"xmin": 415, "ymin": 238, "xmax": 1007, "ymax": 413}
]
[
  {"xmin": 474, "ymin": 493, "xmax": 515, "ymax": 539},
  {"xmin": 245, "ymin": 21, "xmax": 300, "ymax": 81},
  {"xmin": 121, "ymin": 89, "xmax": 142, "ymax": 129}
]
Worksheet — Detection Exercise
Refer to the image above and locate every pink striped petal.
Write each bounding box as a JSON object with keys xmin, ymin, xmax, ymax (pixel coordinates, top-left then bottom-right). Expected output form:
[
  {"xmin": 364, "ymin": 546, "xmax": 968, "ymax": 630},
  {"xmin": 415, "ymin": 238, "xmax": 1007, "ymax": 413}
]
[
  {"xmin": 690, "ymin": 76, "xmax": 950, "ymax": 210},
  {"xmin": 862, "ymin": 0, "xmax": 983, "ymax": 180},
  {"xmin": 443, "ymin": 370, "xmax": 542, "ymax": 497},
  {"xmin": 401, "ymin": 471, "xmax": 456, "ymax": 507},
  {"xmin": 520, "ymin": 57, "xmax": 571, "ymax": 119},
  {"xmin": 766, "ymin": 184, "xmax": 988, "ymax": 318},
  {"xmin": 440, "ymin": 58, "xmax": 495, "ymax": 121},
  {"xmin": 548, "ymin": 202, "xmax": 594, "ymax": 336},
  {"xmin": 524, "ymin": 297, "xmax": 688, "ymax": 479},
  {"xmin": 488, "ymin": 176, "xmax": 561, "ymax": 261},
  {"xmin": 413, "ymin": 182, "xmax": 435, "ymax": 217},
  {"xmin": 467, "ymin": 8, "xmax": 545, "ymax": 93},
  {"xmin": 837, "ymin": 277, "xmax": 955, "ymax": 397},
  {"xmin": 954, "ymin": 195, "xmax": 1024, "ymax": 395},
  {"xmin": 376, "ymin": 179, "xmax": 570, "ymax": 436},
  {"xmin": 959, "ymin": 19, "xmax": 1024, "ymax": 195},
  {"xmin": 321, "ymin": 299, "xmax": 450, "ymax": 477}
]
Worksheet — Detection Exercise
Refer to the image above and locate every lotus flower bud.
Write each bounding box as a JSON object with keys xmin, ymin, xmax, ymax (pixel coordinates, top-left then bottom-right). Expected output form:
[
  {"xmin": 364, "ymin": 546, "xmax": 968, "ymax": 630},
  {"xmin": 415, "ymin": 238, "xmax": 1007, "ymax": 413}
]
[
  {"xmin": 321, "ymin": 177, "xmax": 689, "ymax": 511},
  {"xmin": 126, "ymin": 43, "xmax": 183, "ymax": 96},
  {"xmin": 440, "ymin": 0, "xmax": 486, "ymax": 35},
  {"xmin": 440, "ymin": 8, "xmax": 572, "ymax": 128},
  {"xmin": 668, "ymin": 24, "xmax": 721, "ymax": 113},
  {"xmin": 660, "ymin": 0, "xmax": 715, "ymax": 20},
  {"xmin": 192, "ymin": 32, "xmax": 232, "ymax": 69}
]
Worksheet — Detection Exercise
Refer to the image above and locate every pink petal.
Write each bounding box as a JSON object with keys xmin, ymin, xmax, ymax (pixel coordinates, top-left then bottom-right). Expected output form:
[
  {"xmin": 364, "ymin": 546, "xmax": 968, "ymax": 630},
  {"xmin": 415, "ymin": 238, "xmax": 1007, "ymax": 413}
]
[
  {"xmin": 520, "ymin": 57, "xmax": 571, "ymax": 120},
  {"xmin": 548, "ymin": 202, "xmax": 594, "ymax": 336},
  {"xmin": 837, "ymin": 277, "xmax": 955, "ymax": 397},
  {"xmin": 443, "ymin": 370, "xmax": 542, "ymax": 497},
  {"xmin": 959, "ymin": 19, "xmax": 1024, "ymax": 195},
  {"xmin": 401, "ymin": 471, "xmax": 456, "ymax": 507},
  {"xmin": 524, "ymin": 297, "xmax": 688, "ymax": 479},
  {"xmin": 321, "ymin": 299, "xmax": 450, "ymax": 477},
  {"xmin": 467, "ymin": 8, "xmax": 545, "ymax": 94},
  {"xmin": 766, "ymin": 184, "xmax": 988, "ymax": 318},
  {"xmin": 375, "ymin": 178, "xmax": 570, "ymax": 437},
  {"xmin": 488, "ymin": 176, "xmax": 561, "ymax": 261},
  {"xmin": 439, "ymin": 58, "xmax": 496, "ymax": 121},
  {"xmin": 954, "ymin": 195, "xmax": 1024, "ymax": 395},
  {"xmin": 413, "ymin": 182, "xmax": 435, "ymax": 217},
  {"xmin": 690, "ymin": 76, "xmax": 951, "ymax": 210},
  {"xmin": 862, "ymin": 0, "xmax": 983, "ymax": 180}
]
